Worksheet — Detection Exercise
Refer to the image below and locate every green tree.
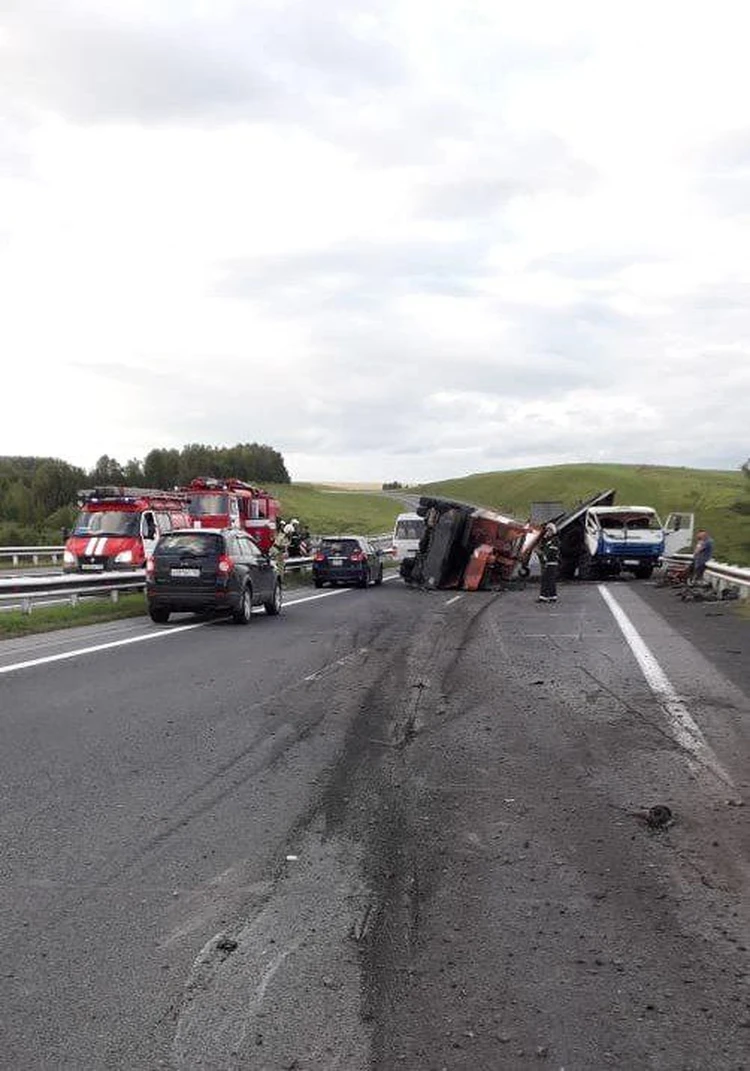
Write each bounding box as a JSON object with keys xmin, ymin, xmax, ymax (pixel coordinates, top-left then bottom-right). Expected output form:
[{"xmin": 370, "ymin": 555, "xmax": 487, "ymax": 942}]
[
  {"xmin": 3, "ymin": 480, "xmax": 34, "ymax": 524},
  {"xmin": 123, "ymin": 458, "xmax": 145, "ymax": 485},
  {"xmin": 31, "ymin": 459, "xmax": 84, "ymax": 521},
  {"xmin": 88, "ymin": 455, "xmax": 125, "ymax": 486},
  {"xmin": 143, "ymin": 448, "xmax": 181, "ymax": 489}
]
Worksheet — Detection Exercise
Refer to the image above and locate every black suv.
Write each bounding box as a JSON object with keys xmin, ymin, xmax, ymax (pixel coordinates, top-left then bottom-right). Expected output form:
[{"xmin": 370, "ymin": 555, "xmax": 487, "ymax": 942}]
[
  {"xmin": 146, "ymin": 528, "xmax": 282, "ymax": 624},
  {"xmin": 312, "ymin": 535, "xmax": 384, "ymax": 588}
]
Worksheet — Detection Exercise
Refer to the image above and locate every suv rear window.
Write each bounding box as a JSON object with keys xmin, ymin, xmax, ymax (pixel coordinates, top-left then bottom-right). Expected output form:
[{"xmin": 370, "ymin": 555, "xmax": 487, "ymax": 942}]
[
  {"xmin": 157, "ymin": 532, "xmax": 223, "ymax": 555},
  {"xmin": 320, "ymin": 539, "xmax": 360, "ymax": 555}
]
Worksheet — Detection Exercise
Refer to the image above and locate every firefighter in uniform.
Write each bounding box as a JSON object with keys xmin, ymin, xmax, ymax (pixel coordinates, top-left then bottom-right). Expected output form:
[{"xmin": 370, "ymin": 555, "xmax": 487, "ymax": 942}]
[
  {"xmin": 272, "ymin": 522, "xmax": 290, "ymax": 577},
  {"xmin": 537, "ymin": 522, "xmax": 560, "ymax": 602}
]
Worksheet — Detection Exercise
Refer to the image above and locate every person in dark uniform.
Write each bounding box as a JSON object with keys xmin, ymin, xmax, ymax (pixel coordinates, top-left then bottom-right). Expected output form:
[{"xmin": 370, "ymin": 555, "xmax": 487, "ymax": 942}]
[{"xmin": 537, "ymin": 522, "xmax": 560, "ymax": 602}]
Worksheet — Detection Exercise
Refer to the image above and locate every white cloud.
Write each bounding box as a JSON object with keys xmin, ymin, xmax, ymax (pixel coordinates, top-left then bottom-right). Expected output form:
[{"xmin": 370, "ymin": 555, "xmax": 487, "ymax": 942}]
[{"xmin": 1, "ymin": 0, "xmax": 748, "ymax": 482}]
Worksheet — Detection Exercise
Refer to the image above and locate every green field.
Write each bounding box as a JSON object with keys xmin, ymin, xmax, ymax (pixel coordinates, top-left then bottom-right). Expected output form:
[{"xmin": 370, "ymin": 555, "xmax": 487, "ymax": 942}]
[
  {"xmin": 418, "ymin": 463, "xmax": 750, "ymax": 565},
  {"xmin": 267, "ymin": 483, "xmax": 403, "ymax": 536}
]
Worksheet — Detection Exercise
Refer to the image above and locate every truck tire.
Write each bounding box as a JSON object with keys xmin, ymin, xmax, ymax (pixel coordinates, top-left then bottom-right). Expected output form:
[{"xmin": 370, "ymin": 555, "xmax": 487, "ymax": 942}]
[
  {"xmin": 634, "ymin": 565, "xmax": 654, "ymax": 579},
  {"xmin": 149, "ymin": 607, "xmax": 170, "ymax": 624},
  {"xmin": 559, "ymin": 558, "xmax": 577, "ymax": 581},
  {"xmin": 578, "ymin": 553, "xmax": 597, "ymax": 581}
]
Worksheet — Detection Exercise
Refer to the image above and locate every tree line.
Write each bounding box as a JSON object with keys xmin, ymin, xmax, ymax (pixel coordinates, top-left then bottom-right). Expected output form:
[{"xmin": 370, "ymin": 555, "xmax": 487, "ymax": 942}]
[{"xmin": 0, "ymin": 442, "xmax": 290, "ymax": 543}]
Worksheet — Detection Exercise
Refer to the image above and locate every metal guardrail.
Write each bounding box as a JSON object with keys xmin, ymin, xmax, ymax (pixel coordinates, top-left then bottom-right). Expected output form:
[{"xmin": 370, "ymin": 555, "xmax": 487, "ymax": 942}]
[
  {"xmin": 662, "ymin": 555, "xmax": 750, "ymax": 599},
  {"xmin": 0, "ymin": 545, "xmax": 64, "ymax": 566},
  {"xmin": 0, "ymin": 557, "xmax": 316, "ymax": 613}
]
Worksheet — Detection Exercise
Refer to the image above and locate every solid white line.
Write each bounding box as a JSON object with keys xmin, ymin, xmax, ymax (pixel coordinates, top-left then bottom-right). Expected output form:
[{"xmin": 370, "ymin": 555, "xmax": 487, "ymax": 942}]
[
  {"xmin": 0, "ymin": 620, "xmax": 207, "ymax": 675},
  {"xmin": 598, "ymin": 584, "xmax": 732, "ymax": 784},
  {"xmin": 444, "ymin": 595, "xmax": 462, "ymax": 606},
  {"xmin": 0, "ymin": 581, "xmax": 393, "ymax": 677}
]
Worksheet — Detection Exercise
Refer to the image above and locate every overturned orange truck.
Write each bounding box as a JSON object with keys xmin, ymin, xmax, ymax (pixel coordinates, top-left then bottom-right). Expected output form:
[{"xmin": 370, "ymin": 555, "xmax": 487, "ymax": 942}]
[{"xmin": 400, "ymin": 496, "xmax": 543, "ymax": 590}]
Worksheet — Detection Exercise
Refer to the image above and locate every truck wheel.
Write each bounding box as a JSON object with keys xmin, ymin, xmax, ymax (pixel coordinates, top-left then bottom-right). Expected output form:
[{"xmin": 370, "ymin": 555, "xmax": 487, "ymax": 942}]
[
  {"xmin": 634, "ymin": 565, "xmax": 654, "ymax": 579},
  {"xmin": 578, "ymin": 553, "xmax": 597, "ymax": 581},
  {"xmin": 374, "ymin": 564, "xmax": 383, "ymax": 585},
  {"xmin": 233, "ymin": 585, "xmax": 253, "ymax": 624},
  {"xmin": 149, "ymin": 607, "xmax": 170, "ymax": 624}
]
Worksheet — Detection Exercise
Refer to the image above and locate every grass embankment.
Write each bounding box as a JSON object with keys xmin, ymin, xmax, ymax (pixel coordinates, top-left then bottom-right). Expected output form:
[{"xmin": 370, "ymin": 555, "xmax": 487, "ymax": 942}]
[
  {"xmin": 0, "ymin": 593, "xmax": 148, "ymax": 640},
  {"xmin": 418, "ymin": 463, "xmax": 750, "ymax": 566},
  {"xmin": 267, "ymin": 484, "xmax": 401, "ymax": 535}
]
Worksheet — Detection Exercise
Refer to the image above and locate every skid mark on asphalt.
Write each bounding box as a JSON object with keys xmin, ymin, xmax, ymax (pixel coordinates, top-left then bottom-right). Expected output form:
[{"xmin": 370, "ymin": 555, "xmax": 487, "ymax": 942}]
[
  {"xmin": 304, "ymin": 647, "xmax": 368, "ymax": 682},
  {"xmin": 171, "ymin": 832, "xmax": 371, "ymax": 1070},
  {"xmin": 599, "ymin": 584, "xmax": 734, "ymax": 787}
]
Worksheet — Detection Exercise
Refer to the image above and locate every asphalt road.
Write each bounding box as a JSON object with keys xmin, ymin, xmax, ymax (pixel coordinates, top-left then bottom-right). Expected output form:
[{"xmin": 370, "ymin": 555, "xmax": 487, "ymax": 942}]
[{"xmin": 0, "ymin": 577, "xmax": 749, "ymax": 1070}]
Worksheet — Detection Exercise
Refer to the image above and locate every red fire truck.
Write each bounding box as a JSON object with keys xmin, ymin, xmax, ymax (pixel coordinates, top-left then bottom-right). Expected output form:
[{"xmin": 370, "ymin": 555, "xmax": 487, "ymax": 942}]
[
  {"xmin": 183, "ymin": 477, "xmax": 281, "ymax": 553},
  {"xmin": 63, "ymin": 487, "xmax": 191, "ymax": 572}
]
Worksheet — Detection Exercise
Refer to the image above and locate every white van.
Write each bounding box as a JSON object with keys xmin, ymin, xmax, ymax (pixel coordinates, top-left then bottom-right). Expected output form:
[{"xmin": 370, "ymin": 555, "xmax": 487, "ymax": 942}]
[{"xmin": 391, "ymin": 512, "xmax": 425, "ymax": 562}]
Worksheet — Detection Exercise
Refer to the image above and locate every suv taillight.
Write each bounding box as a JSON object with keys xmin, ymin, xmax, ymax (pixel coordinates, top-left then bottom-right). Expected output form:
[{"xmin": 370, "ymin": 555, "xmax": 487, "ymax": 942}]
[
  {"xmin": 350, "ymin": 550, "xmax": 366, "ymax": 562},
  {"xmin": 218, "ymin": 554, "xmax": 234, "ymax": 574},
  {"xmin": 313, "ymin": 551, "xmax": 325, "ymax": 562}
]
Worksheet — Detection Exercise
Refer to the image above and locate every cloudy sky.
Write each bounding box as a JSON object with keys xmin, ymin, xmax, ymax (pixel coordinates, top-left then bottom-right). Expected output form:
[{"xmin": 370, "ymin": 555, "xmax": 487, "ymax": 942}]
[{"xmin": 2, "ymin": 0, "xmax": 749, "ymax": 483}]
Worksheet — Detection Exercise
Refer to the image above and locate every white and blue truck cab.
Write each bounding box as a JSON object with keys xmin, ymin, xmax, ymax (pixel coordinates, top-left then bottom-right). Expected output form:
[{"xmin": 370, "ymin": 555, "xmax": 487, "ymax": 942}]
[
  {"xmin": 557, "ymin": 489, "xmax": 693, "ymax": 580},
  {"xmin": 583, "ymin": 506, "xmax": 665, "ymax": 579}
]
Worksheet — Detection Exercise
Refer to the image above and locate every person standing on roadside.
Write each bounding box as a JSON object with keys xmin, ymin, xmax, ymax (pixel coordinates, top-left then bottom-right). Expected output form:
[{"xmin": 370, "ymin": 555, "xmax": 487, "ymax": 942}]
[
  {"xmin": 272, "ymin": 522, "xmax": 289, "ymax": 577},
  {"xmin": 537, "ymin": 523, "xmax": 560, "ymax": 603},
  {"xmin": 688, "ymin": 529, "xmax": 714, "ymax": 583}
]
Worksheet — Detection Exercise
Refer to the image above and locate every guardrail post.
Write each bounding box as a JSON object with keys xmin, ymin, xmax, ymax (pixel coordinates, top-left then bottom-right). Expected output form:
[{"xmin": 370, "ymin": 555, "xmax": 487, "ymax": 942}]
[
  {"xmin": 71, "ymin": 593, "xmax": 78, "ymax": 607},
  {"xmin": 32, "ymin": 554, "xmax": 39, "ymax": 565},
  {"xmin": 13, "ymin": 554, "xmax": 19, "ymax": 567},
  {"xmin": 22, "ymin": 597, "xmax": 31, "ymax": 615},
  {"xmin": 110, "ymin": 589, "xmax": 120, "ymax": 604}
]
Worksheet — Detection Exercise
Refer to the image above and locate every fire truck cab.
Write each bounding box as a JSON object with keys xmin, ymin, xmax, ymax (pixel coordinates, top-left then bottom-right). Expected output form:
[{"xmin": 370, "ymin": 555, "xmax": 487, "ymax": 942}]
[
  {"xmin": 63, "ymin": 487, "xmax": 191, "ymax": 572},
  {"xmin": 183, "ymin": 478, "xmax": 281, "ymax": 553}
]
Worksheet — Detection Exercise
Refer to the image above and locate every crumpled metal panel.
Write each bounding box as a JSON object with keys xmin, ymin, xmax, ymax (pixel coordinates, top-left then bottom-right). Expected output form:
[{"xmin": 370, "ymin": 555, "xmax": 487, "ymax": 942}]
[{"xmin": 401, "ymin": 496, "xmax": 541, "ymax": 591}]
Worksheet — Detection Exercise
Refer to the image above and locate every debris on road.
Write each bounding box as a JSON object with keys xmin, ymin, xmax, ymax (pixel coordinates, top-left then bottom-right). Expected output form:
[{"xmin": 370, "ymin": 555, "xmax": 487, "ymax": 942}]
[{"xmin": 633, "ymin": 804, "xmax": 674, "ymax": 829}]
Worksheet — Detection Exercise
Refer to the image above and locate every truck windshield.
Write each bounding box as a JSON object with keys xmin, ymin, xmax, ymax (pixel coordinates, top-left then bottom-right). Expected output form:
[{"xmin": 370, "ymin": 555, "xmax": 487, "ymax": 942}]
[
  {"xmin": 189, "ymin": 494, "xmax": 230, "ymax": 516},
  {"xmin": 73, "ymin": 510, "xmax": 140, "ymax": 536},
  {"xmin": 600, "ymin": 513, "xmax": 661, "ymax": 531}
]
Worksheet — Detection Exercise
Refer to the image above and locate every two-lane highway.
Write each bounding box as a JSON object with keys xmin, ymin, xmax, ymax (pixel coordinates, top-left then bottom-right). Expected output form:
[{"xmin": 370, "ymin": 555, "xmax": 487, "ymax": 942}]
[{"xmin": 1, "ymin": 578, "xmax": 749, "ymax": 1069}]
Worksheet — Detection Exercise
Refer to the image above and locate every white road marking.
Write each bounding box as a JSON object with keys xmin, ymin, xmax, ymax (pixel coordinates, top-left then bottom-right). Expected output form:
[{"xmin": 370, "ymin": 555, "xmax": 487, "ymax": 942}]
[
  {"xmin": 444, "ymin": 594, "xmax": 462, "ymax": 606},
  {"xmin": 0, "ymin": 621, "xmax": 208, "ymax": 675},
  {"xmin": 0, "ymin": 582, "xmax": 392, "ymax": 677},
  {"xmin": 598, "ymin": 584, "xmax": 733, "ymax": 785}
]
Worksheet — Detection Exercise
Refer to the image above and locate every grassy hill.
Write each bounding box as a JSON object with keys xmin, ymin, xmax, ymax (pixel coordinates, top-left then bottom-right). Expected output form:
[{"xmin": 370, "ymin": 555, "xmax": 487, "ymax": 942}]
[
  {"xmin": 267, "ymin": 483, "xmax": 402, "ymax": 536},
  {"xmin": 418, "ymin": 463, "xmax": 750, "ymax": 565}
]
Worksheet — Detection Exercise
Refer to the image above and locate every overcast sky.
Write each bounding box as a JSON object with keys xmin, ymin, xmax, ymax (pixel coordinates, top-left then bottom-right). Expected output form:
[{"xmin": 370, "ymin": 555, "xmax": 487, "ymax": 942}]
[{"xmin": 2, "ymin": 0, "xmax": 748, "ymax": 483}]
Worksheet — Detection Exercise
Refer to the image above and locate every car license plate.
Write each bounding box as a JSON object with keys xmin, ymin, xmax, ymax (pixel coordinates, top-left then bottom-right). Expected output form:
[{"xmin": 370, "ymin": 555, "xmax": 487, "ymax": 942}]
[
  {"xmin": 81, "ymin": 563, "xmax": 104, "ymax": 571},
  {"xmin": 171, "ymin": 567, "xmax": 200, "ymax": 577},
  {"xmin": 331, "ymin": 557, "xmax": 343, "ymax": 565}
]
